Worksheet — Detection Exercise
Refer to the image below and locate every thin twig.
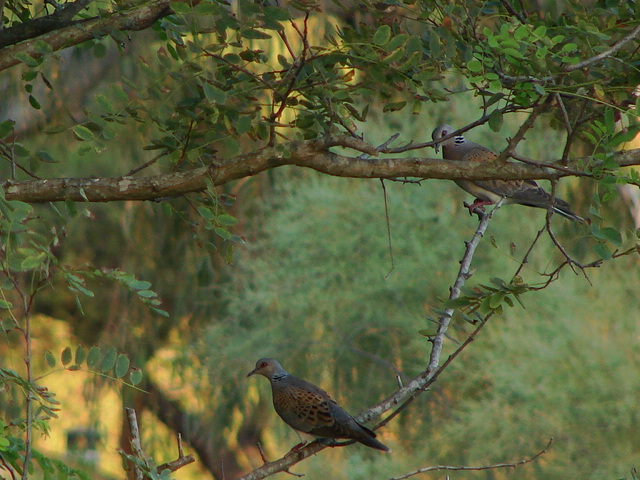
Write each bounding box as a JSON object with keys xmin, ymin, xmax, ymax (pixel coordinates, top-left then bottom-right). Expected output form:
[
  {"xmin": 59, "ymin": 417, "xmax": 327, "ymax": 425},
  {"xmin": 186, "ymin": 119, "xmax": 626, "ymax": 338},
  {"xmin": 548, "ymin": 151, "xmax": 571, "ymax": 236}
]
[
  {"xmin": 496, "ymin": 96, "xmax": 552, "ymax": 163},
  {"xmin": 380, "ymin": 179, "xmax": 395, "ymax": 277},
  {"xmin": 499, "ymin": 0, "xmax": 526, "ymax": 23},
  {"xmin": 509, "ymin": 153, "xmax": 591, "ymax": 176},
  {"xmin": 0, "ymin": 453, "xmax": 16, "ymax": 480},
  {"xmin": 386, "ymin": 438, "xmax": 554, "ymax": 480},
  {"xmin": 512, "ymin": 226, "xmax": 545, "ymax": 280},
  {"xmin": 563, "ymin": 23, "xmax": 640, "ymax": 72},
  {"xmin": 125, "ymin": 151, "xmax": 166, "ymax": 176},
  {"xmin": 156, "ymin": 433, "xmax": 195, "ymax": 473},
  {"xmin": 555, "ymin": 92, "xmax": 572, "ymax": 135}
]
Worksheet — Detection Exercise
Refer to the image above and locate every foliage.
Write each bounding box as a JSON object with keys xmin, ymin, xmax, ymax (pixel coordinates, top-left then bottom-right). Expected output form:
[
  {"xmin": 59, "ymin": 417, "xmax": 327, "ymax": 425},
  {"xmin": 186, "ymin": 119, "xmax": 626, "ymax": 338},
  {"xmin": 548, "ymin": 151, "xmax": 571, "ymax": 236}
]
[{"xmin": 1, "ymin": 0, "xmax": 640, "ymax": 479}]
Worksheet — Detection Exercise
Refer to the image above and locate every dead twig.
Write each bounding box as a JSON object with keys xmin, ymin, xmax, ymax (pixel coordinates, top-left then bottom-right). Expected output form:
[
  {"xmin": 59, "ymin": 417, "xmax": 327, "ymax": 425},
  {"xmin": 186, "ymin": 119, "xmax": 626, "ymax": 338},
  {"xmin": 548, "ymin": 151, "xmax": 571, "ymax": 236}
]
[{"xmin": 386, "ymin": 437, "xmax": 554, "ymax": 480}]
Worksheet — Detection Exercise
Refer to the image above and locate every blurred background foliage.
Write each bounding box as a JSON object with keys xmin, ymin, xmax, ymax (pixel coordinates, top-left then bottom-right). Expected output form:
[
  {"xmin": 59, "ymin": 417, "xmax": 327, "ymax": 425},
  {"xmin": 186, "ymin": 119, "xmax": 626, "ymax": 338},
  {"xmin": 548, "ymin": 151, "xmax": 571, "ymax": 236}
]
[{"xmin": 0, "ymin": 0, "xmax": 639, "ymax": 479}]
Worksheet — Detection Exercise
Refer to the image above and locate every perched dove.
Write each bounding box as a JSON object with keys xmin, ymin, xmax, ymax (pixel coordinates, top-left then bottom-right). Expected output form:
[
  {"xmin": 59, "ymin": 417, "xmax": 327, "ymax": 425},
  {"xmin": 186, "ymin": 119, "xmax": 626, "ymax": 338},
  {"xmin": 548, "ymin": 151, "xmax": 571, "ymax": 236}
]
[
  {"xmin": 431, "ymin": 124, "xmax": 586, "ymax": 222},
  {"xmin": 247, "ymin": 358, "xmax": 390, "ymax": 452}
]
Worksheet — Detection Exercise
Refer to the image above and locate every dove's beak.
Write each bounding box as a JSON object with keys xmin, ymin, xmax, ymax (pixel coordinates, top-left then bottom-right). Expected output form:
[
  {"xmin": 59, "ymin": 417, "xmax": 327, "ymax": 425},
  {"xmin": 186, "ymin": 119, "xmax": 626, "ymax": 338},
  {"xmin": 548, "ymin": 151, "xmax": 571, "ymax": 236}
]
[
  {"xmin": 433, "ymin": 143, "xmax": 440, "ymax": 154},
  {"xmin": 247, "ymin": 369, "xmax": 257, "ymax": 377}
]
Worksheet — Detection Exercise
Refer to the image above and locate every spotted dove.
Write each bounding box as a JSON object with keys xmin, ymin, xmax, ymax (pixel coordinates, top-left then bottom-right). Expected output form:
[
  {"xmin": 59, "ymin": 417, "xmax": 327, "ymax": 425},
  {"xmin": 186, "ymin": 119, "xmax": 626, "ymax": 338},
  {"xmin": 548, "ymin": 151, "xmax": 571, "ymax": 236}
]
[
  {"xmin": 431, "ymin": 124, "xmax": 585, "ymax": 222},
  {"xmin": 247, "ymin": 358, "xmax": 390, "ymax": 452}
]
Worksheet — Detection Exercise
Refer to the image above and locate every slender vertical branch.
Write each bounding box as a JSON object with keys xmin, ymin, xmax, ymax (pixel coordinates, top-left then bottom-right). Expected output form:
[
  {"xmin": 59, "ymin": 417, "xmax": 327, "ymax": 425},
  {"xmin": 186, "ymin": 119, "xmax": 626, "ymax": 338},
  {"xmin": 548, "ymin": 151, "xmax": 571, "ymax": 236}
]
[
  {"xmin": 497, "ymin": 96, "xmax": 552, "ymax": 163},
  {"xmin": 426, "ymin": 199, "xmax": 503, "ymax": 374}
]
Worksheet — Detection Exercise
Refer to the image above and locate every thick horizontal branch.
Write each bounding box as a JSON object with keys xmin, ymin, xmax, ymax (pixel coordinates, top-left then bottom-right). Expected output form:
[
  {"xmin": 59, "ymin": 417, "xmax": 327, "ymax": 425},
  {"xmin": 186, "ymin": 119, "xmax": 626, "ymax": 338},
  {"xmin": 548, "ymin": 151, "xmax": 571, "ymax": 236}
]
[
  {"xmin": 3, "ymin": 137, "xmax": 640, "ymax": 203},
  {"xmin": 0, "ymin": 0, "xmax": 177, "ymax": 72},
  {"xmin": 0, "ymin": 0, "xmax": 94, "ymax": 49}
]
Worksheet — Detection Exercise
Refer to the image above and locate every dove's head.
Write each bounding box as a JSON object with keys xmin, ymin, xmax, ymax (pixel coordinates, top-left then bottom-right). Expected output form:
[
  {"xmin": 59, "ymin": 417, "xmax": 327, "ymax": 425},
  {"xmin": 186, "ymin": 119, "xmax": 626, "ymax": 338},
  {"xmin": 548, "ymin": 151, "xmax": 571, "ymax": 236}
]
[
  {"xmin": 247, "ymin": 358, "xmax": 288, "ymax": 380},
  {"xmin": 431, "ymin": 124, "xmax": 458, "ymax": 153}
]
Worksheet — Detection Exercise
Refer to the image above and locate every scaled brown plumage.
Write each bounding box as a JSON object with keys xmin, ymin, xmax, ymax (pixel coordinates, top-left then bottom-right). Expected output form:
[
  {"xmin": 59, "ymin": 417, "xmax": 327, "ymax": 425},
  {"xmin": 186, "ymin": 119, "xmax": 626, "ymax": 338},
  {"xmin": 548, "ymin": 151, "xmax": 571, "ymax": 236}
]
[{"xmin": 248, "ymin": 358, "xmax": 390, "ymax": 452}]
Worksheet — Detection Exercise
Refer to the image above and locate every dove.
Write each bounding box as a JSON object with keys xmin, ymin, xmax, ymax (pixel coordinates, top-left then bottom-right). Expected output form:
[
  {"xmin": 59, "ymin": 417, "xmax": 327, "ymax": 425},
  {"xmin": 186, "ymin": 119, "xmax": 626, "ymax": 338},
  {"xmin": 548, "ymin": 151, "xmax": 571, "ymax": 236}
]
[
  {"xmin": 247, "ymin": 358, "xmax": 390, "ymax": 452},
  {"xmin": 431, "ymin": 124, "xmax": 585, "ymax": 222}
]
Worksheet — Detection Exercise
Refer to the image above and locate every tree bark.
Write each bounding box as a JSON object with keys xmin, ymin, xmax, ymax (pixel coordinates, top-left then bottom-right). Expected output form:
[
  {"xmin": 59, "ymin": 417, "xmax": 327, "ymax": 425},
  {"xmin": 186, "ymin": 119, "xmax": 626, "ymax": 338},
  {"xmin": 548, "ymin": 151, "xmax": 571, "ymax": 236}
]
[{"xmin": 3, "ymin": 138, "xmax": 638, "ymax": 204}]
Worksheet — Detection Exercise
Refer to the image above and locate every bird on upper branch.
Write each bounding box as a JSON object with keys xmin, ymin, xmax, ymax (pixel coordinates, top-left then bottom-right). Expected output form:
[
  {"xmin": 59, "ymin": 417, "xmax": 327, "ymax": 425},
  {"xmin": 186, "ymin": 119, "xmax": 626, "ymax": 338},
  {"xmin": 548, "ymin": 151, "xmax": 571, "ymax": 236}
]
[{"xmin": 431, "ymin": 124, "xmax": 586, "ymax": 222}]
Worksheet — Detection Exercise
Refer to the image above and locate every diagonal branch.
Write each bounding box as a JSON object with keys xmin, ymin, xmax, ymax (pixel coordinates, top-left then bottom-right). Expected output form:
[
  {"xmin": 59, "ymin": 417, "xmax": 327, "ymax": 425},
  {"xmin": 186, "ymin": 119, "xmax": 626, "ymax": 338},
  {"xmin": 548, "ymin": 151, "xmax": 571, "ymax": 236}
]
[
  {"xmin": 239, "ymin": 204, "xmax": 502, "ymax": 480},
  {"xmin": 563, "ymin": 23, "xmax": 640, "ymax": 72}
]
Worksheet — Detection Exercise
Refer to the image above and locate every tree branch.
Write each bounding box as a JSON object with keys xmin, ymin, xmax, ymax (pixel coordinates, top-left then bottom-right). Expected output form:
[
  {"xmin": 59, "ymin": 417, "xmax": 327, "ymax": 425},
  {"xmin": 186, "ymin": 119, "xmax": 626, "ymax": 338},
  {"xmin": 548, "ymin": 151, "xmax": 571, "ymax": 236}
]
[
  {"xmin": 563, "ymin": 23, "xmax": 640, "ymax": 72},
  {"xmin": 387, "ymin": 437, "xmax": 554, "ymax": 480},
  {"xmin": 3, "ymin": 138, "xmax": 639, "ymax": 204},
  {"xmin": 0, "ymin": 0, "xmax": 179, "ymax": 72},
  {"xmin": 0, "ymin": 0, "xmax": 94, "ymax": 49},
  {"xmin": 239, "ymin": 205, "xmax": 501, "ymax": 480}
]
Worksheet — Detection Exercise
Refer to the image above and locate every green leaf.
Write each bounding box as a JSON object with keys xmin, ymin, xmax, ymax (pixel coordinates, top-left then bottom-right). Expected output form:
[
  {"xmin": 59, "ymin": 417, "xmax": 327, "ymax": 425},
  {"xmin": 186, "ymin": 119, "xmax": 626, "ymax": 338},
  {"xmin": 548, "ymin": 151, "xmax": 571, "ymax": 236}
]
[
  {"xmin": 264, "ymin": 6, "xmax": 290, "ymax": 21},
  {"xmin": 373, "ymin": 25, "xmax": 391, "ymax": 46},
  {"xmin": 20, "ymin": 252, "xmax": 46, "ymax": 270},
  {"xmin": 75, "ymin": 345, "xmax": 86, "ymax": 365},
  {"xmin": 36, "ymin": 150, "xmax": 58, "ymax": 163},
  {"xmin": 418, "ymin": 329, "xmax": 438, "ymax": 338},
  {"xmin": 0, "ymin": 120, "xmax": 16, "ymax": 138},
  {"xmin": 533, "ymin": 25, "xmax": 547, "ymax": 37},
  {"xmin": 383, "ymin": 101, "xmax": 407, "ymax": 112},
  {"xmin": 170, "ymin": 1, "xmax": 191, "ymax": 14},
  {"xmin": 600, "ymin": 227, "xmax": 622, "ymax": 246},
  {"xmin": 28, "ymin": 95, "xmax": 41, "ymax": 110},
  {"xmin": 488, "ymin": 110, "xmax": 503, "ymax": 131},
  {"xmin": 217, "ymin": 213, "xmax": 238, "ymax": 226},
  {"xmin": 86, "ymin": 346, "xmax": 101, "ymax": 369},
  {"xmin": 241, "ymin": 29, "xmax": 271, "ymax": 40},
  {"xmin": 45, "ymin": 351, "xmax": 56, "ymax": 368},
  {"xmin": 73, "ymin": 125, "xmax": 95, "ymax": 141},
  {"xmin": 197, "ymin": 206, "xmax": 215, "ymax": 220},
  {"xmin": 203, "ymin": 83, "xmax": 226, "ymax": 103},
  {"xmin": 559, "ymin": 43, "xmax": 577, "ymax": 53},
  {"xmin": 489, "ymin": 292, "xmax": 506, "ymax": 309},
  {"xmin": 151, "ymin": 307, "xmax": 170, "ymax": 317},
  {"xmin": 101, "ymin": 347, "xmax": 118, "ymax": 373},
  {"xmin": 14, "ymin": 51, "xmax": 41, "ymax": 67},
  {"xmin": 192, "ymin": 2, "xmax": 217, "ymax": 14},
  {"xmin": 214, "ymin": 227, "xmax": 233, "ymax": 240},
  {"xmin": 593, "ymin": 242, "xmax": 612, "ymax": 260},
  {"xmin": 467, "ymin": 59, "xmax": 483, "ymax": 72},
  {"xmin": 95, "ymin": 94, "xmax": 114, "ymax": 114},
  {"xmin": 386, "ymin": 33, "xmax": 408, "ymax": 51},
  {"xmin": 115, "ymin": 354, "xmax": 130, "ymax": 378},
  {"xmin": 0, "ymin": 299, "xmax": 13, "ymax": 310},
  {"xmin": 443, "ymin": 297, "xmax": 472, "ymax": 308},
  {"xmin": 383, "ymin": 48, "xmax": 404, "ymax": 64},
  {"xmin": 514, "ymin": 25, "xmax": 529, "ymax": 41},
  {"xmin": 128, "ymin": 280, "xmax": 152, "ymax": 290},
  {"xmin": 34, "ymin": 40, "xmax": 53, "ymax": 55},
  {"xmin": 129, "ymin": 368, "xmax": 143, "ymax": 385},
  {"xmin": 61, "ymin": 347, "xmax": 72, "ymax": 366},
  {"xmin": 137, "ymin": 289, "xmax": 158, "ymax": 299}
]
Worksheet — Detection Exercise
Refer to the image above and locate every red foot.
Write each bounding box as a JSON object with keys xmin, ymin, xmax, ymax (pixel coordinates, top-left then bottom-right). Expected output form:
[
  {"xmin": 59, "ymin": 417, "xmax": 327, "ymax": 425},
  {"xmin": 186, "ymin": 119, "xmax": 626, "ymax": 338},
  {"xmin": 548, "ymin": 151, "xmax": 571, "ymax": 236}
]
[
  {"xmin": 464, "ymin": 199, "xmax": 494, "ymax": 216},
  {"xmin": 288, "ymin": 442, "xmax": 307, "ymax": 453}
]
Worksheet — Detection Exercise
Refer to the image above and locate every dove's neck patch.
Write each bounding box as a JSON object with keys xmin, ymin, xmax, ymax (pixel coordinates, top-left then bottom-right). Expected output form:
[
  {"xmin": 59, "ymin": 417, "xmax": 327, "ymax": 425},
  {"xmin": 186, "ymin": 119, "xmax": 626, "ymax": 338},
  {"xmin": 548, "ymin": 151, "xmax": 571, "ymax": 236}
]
[
  {"xmin": 454, "ymin": 135, "xmax": 466, "ymax": 146},
  {"xmin": 272, "ymin": 373, "xmax": 288, "ymax": 382}
]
